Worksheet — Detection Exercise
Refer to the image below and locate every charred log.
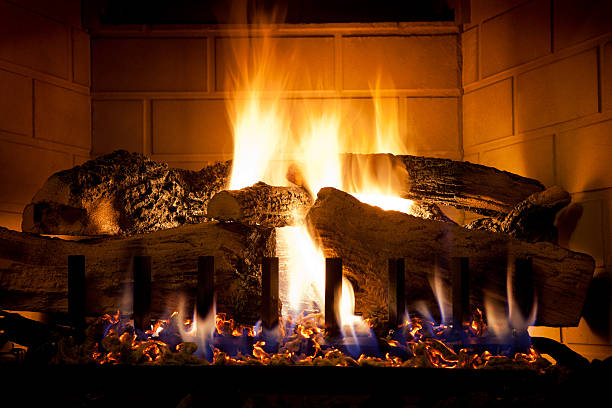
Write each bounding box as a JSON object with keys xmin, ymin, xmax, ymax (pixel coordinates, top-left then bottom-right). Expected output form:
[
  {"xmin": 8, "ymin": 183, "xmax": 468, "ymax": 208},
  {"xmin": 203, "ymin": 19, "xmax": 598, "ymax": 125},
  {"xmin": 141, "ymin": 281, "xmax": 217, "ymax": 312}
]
[
  {"xmin": 305, "ymin": 187, "xmax": 594, "ymax": 327},
  {"xmin": 21, "ymin": 150, "xmax": 231, "ymax": 236},
  {"xmin": 340, "ymin": 154, "xmax": 544, "ymax": 217},
  {"xmin": 465, "ymin": 186, "xmax": 571, "ymax": 243},
  {"xmin": 207, "ymin": 182, "xmax": 313, "ymax": 227},
  {"xmin": 397, "ymin": 154, "xmax": 545, "ymax": 216},
  {"xmin": 0, "ymin": 223, "xmax": 275, "ymax": 324},
  {"xmin": 501, "ymin": 186, "xmax": 571, "ymax": 242}
]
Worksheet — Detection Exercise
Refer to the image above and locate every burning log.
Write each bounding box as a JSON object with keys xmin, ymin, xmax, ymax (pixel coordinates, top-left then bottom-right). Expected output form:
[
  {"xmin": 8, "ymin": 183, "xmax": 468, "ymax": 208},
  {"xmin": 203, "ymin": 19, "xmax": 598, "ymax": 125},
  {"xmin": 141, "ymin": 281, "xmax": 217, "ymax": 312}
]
[
  {"xmin": 342, "ymin": 154, "xmax": 545, "ymax": 217},
  {"xmin": 305, "ymin": 187, "xmax": 594, "ymax": 327},
  {"xmin": 209, "ymin": 181, "xmax": 452, "ymax": 227},
  {"xmin": 206, "ymin": 182, "xmax": 313, "ymax": 227},
  {"xmin": 0, "ymin": 223, "xmax": 275, "ymax": 324},
  {"xmin": 21, "ymin": 150, "xmax": 231, "ymax": 236}
]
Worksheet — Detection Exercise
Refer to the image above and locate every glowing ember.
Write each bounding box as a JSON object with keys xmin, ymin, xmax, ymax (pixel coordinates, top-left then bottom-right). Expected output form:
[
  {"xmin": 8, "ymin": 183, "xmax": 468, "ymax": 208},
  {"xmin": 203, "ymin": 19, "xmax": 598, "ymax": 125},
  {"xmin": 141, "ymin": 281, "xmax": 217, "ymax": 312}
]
[{"xmin": 61, "ymin": 309, "xmax": 553, "ymax": 371}]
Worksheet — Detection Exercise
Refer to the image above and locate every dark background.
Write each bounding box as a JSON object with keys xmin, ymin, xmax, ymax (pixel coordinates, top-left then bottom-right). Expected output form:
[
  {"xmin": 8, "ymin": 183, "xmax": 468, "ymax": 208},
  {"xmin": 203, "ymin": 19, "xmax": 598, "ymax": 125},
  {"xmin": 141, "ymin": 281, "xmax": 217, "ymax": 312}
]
[{"xmin": 88, "ymin": 0, "xmax": 454, "ymax": 25}]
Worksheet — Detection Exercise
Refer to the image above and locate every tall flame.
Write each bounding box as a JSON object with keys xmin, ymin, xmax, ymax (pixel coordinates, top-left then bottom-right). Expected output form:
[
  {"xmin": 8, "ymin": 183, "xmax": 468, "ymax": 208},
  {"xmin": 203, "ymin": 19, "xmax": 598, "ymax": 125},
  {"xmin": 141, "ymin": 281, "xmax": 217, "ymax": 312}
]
[{"xmin": 223, "ymin": 5, "xmax": 414, "ymax": 332}]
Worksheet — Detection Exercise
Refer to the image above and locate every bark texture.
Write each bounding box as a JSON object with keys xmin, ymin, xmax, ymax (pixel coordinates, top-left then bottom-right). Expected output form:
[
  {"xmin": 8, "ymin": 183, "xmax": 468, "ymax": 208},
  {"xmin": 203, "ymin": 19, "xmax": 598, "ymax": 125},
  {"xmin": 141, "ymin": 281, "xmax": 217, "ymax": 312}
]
[
  {"xmin": 0, "ymin": 223, "xmax": 275, "ymax": 324},
  {"xmin": 207, "ymin": 182, "xmax": 453, "ymax": 227},
  {"xmin": 21, "ymin": 150, "xmax": 231, "ymax": 236},
  {"xmin": 207, "ymin": 182, "xmax": 313, "ymax": 227},
  {"xmin": 305, "ymin": 187, "xmax": 594, "ymax": 327},
  {"xmin": 466, "ymin": 186, "xmax": 571, "ymax": 243},
  {"xmin": 371, "ymin": 154, "xmax": 544, "ymax": 217}
]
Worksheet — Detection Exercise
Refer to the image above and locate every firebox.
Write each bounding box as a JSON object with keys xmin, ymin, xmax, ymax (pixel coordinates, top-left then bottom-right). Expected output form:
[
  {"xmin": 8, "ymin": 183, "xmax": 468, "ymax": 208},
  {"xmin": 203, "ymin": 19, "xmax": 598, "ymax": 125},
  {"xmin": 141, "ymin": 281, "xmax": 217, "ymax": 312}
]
[{"xmin": 1, "ymin": 0, "xmax": 612, "ymax": 406}]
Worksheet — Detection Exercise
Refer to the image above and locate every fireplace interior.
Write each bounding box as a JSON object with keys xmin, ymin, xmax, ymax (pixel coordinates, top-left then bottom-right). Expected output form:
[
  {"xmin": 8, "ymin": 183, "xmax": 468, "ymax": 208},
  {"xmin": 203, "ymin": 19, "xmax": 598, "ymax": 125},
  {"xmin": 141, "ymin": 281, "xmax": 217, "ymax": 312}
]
[{"xmin": 1, "ymin": 0, "xmax": 612, "ymax": 406}]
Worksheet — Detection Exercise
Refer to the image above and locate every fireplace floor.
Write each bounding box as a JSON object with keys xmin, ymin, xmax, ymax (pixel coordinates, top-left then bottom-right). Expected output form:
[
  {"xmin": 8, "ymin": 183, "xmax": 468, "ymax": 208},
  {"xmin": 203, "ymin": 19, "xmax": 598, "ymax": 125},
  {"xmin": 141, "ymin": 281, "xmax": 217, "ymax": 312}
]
[{"xmin": 1, "ymin": 363, "xmax": 610, "ymax": 407}]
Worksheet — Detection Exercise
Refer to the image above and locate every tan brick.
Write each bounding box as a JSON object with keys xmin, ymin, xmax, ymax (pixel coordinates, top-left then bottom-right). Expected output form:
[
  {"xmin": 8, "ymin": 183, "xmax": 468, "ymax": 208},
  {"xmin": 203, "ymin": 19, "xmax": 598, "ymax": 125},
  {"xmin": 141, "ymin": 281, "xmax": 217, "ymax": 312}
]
[
  {"xmin": 528, "ymin": 326, "xmax": 561, "ymax": 342},
  {"xmin": 517, "ymin": 50, "xmax": 598, "ymax": 132},
  {"xmin": 461, "ymin": 27, "xmax": 478, "ymax": 85},
  {"xmin": 341, "ymin": 98, "xmax": 396, "ymax": 152},
  {"xmin": 469, "ymin": 0, "xmax": 527, "ymax": 24},
  {"xmin": 0, "ymin": 69, "xmax": 32, "ymax": 136},
  {"xmin": 463, "ymin": 79, "xmax": 513, "ymax": 147},
  {"xmin": 564, "ymin": 343, "xmax": 612, "ymax": 362},
  {"xmin": 73, "ymin": 154, "xmax": 90, "ymax": 166},
  {"xmin": 92, "ymin": 38, "xmax": 206, "ymax": 91},
  {"xmin": 554, "ymin": 0, "xmax": 612, "ymax": 50},
  {"xmin": 342, "ymin": 35, "xmax": 458, "ymax": 90},
  {"xmin": 35, "ymin": 81, "xmax": 90, "ymax": 149},
  {"xmin": 481, "ymin": 0, "xmax": 550, "ymax": 77},
  {"xmin": 480, "ymin": 135, "xmax": 554, "ymax": 186},
  {"xmin": 0, "ymin": 140, "xmax": 72, "ymax": 204},
  {"xmin": 9, "ymin": 0, "xmax": 82, "ymax": 27},
  {"xmin": 405, "ymin": 98, "xmax": 459, "ymax": 153},
  {"xmin": 72, "ymin": 28, "xmax": 90, "ymax": 86},
  {"xmin": 215, "ymin": 36, "xmax": 335, "ymax": 91},
  {"xmin": 152, "ymin": 99, "xmax": 232, "ymax": 155},
  {"xmin": 265, "ymin": 97, "xmax": 413, "ymax": 155},
  {"xmin": 289, "ymin": 98, "xmax": 340, "ymax": 140},
  {"xmin": 0, "ymin": 1, "xmax": 69, "ymax": 78},
  {"xmin": 604, "ymin": 41, "xmax": 612, "ymax": 112},
  {"xmin": 566, "ymin": 199, "xmax": 606, "ymax": 266},
  {"xmin": 557, "ymin": 120, "xmax": 612, "ymax": 193},
  {"xmin": 92, "ymin": 100, "xmax": 143, "ymax": 155},
  {"xmin": 0, "ymin": 211, "xmax": 21, "ymax": 231},
  {"xmin": 463, "ymin": 152, "xmax": 479, "ymax": 163},
  {"xmin": 338, "ymin": 98, "xmax": 410, "ymax": 154}
]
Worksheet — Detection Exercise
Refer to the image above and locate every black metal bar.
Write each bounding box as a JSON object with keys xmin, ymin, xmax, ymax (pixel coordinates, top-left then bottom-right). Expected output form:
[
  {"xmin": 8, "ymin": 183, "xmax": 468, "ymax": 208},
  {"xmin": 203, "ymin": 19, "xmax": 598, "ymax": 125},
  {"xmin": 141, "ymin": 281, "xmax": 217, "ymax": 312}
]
[
  {"xmin": 67, "ymin": 255, "xmax": 86, "ymax": 330},
  {"xmin": 261, "ymin": 257, "xmax": 279, "ymax": 330},
  {"xmin": 451, "ymin": 257, "xmax": 470, "ymax": 328},
  {"xmin": 325, "ymin": 257, "xmax": 342, "ymax": 337},
  {"xmin": 133, "ymin": 256, "xmax": 151, "ymax": 332},
  {"xmin": 513, "ymin": 257, "xmax": 534, "ymax": 322},
  {"xmin": 197, "ymin": 256, "xmax": 215, "ymax": 319},
  {"xmin": 388, "ymin": 258, "xmax": 405, "ymax": 328}
]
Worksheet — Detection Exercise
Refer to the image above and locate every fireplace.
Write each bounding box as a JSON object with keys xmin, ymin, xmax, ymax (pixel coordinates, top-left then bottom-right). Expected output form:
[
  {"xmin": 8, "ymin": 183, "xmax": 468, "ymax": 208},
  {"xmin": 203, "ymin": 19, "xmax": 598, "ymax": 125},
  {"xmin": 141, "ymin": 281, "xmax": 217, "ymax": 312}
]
[{"xmin": 1, "ymin": 0, "xmax": 612, "ymax": 405}]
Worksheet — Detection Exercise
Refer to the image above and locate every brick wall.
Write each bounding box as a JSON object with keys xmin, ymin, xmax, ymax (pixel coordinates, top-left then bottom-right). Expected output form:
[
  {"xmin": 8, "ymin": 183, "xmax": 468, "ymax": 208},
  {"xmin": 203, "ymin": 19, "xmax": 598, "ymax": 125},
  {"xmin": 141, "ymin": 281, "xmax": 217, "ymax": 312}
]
[
  {"xmin": 462, "ymin": 0, "xmax": 612, "ymax": 360},
  {"xmin": 0, "ymin": 0, "xmax": 90, "ymax": 231},
  {"xmin": 90, "ymin": 23, "xmax": 461, "ymax": 171}
]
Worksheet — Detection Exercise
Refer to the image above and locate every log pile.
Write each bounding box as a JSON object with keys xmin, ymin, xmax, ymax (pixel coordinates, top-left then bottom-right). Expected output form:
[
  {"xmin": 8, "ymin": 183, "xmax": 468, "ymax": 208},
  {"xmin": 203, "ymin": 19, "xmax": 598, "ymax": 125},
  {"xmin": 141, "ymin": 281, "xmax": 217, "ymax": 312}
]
[
  {"xmin": 3, "ymin": 150, "xmax": 595, "ymax": 329},
  {"xmin": 21, "ymin": 151, "xmax": 552, "ymax": 237}
]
